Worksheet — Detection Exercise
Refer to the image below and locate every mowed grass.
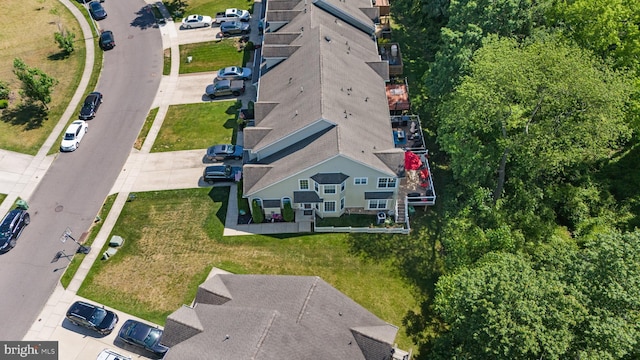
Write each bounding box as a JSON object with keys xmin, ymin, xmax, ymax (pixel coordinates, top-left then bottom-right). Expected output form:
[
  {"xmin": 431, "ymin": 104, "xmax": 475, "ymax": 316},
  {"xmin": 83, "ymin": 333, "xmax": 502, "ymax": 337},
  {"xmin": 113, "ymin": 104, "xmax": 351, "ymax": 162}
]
[
  {"xmin": 185, "ymin": 0, "xmax": 255, "ymax": 18},
  {"xmin": 78, "ymin": 188, "xmax": 417, "ymax": 349},
  {"xmin": 151, "ymin": 102, "xmax": 238, "ymax": 152},
  {"xmin": 0, "ymin": 0, "xmax": 85, "ymax": 154},
  {"xmin": 180, "ymin": 40, "xmax": 245, "ymax": 74},
  {"xmin": 134, "ymin": 107, "xmax": 159, "ymax": 150}
]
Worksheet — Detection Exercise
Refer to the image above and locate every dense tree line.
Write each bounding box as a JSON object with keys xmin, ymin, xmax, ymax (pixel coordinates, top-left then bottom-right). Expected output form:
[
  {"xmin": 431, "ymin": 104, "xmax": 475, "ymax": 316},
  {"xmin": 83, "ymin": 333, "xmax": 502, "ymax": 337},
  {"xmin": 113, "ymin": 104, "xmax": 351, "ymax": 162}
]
[{"xmin": 350, "ymin": 1, "xmax": 640, "ymax": 358}]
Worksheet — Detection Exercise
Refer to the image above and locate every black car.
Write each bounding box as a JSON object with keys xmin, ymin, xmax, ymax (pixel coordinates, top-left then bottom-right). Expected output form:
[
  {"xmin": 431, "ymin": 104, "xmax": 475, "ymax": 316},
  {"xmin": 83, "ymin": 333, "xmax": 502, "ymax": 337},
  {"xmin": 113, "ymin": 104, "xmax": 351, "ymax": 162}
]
[
  {"xmin": 66, "ymin": 301, "xmax": 119, "ymax": 335},
  {"xmin": 220, "ymin": 21, "xmax": 251, "ymax": 36},
  {"xmin": 88, "ymin": 1, "xmax": 107, "ymax": 20},
  {"xmin": 99, "ymin": 30, "xmax": 115, "ymax": 50},
  {"xmin": 203, "ymin": 165, "xmax": 240, "ymax": 183},
  {"xmin": 117, "ymin": 320, "xmax": 169, "ymax": 358},
  {"xmin": 0, "ymin": 209, "xmax": 30, "ymax": 253},
  {"xmin": 89, "ymin": 1, "xmax": 107, "ymax": 20},
  {"xmin": 205, "ymin": 144, "xmax": 244, "ymax": 162},
  {"xmin": 79, "ymin": 92, "xmax": 103, "ymax": 120}
]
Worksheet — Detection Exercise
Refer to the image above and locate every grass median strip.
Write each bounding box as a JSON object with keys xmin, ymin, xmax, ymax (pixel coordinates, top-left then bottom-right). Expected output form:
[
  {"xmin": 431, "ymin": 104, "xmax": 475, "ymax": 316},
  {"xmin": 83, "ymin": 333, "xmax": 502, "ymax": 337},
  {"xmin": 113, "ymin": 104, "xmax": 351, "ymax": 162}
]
[
  {"xmin": 60, "ymin": 194, "xmax": 117, "ymax": 288},
  {"xmin": 77, "ymin": 187, "xmax": 417, "ymax": 348}
]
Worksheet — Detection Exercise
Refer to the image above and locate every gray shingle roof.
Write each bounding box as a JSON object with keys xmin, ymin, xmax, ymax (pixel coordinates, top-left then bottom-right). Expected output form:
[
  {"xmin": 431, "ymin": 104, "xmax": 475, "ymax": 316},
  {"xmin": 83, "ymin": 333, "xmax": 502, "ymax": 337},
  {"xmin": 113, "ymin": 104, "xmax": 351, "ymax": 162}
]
[
  {"xmin": 364, "ymin": 191, "xmax": 394, "ymax": 199},
  {"xmin": 244, "ymin": 0, "xmax": 402, "ymax": 195},
  {"xmin": 163, "ymin": 275, "xmax": 399, "ymax": 360},
  {"xmin": 293, "ymin": 191, "xmax": 323, "ymax": 203}
]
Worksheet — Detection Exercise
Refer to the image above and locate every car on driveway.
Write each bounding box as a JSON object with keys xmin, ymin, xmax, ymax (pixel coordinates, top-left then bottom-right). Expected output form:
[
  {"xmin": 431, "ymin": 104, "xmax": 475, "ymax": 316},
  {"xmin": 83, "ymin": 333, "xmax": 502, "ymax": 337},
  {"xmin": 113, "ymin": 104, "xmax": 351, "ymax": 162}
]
[
  {"xmin": 203, "ymin": 165, "xmax": 241, "ymax": 183},
  {"xmin": 216, "ymin": 66, "xmax": 252, "ymax": 81},
  {"xmin": 99, "ymin": 30, "xmax": 115, "ymax": 50},
  {"xmin": 0, "ymin": 209, "xmax": 30, "ymax": 253},
  {"xmin": 66, "ymin": 301, "xmax": 119, "ymax": 335},
  {"xmin": 79, "ymin": 92, "xmax": 103, "ymax": 120},
  {"xmin": 96, "ymin": 349, "xmax": 132, "ymax": 360},
  {"xmin": 117, "ymin": 319, "xmax": 169, "ymax": 358},
  {"xmin": 60, "ymin": 120, "xmax": 88, "ymax": 152},
  {"xmin": 220, "ymin": 21, "xmax": 251, "ymax": 36},
  {"xmin": 206, "ymin": 144, "xmax": 243, "ymax": 161},
  {"xmin": 88, "ymin": 1, "xmax": 107, "ymax": 20},
  {"xmin": 181, "ymin": 14, "xmax": 212, "ymax": 29}
]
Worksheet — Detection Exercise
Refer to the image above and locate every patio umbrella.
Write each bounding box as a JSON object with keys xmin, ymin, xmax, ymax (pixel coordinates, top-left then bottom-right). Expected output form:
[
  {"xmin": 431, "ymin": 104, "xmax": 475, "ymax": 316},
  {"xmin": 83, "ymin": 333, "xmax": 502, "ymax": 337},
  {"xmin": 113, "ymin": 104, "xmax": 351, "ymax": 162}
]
[{"xmin": 404, "ymin": 151, "xmax": 422, "ymax": 170}]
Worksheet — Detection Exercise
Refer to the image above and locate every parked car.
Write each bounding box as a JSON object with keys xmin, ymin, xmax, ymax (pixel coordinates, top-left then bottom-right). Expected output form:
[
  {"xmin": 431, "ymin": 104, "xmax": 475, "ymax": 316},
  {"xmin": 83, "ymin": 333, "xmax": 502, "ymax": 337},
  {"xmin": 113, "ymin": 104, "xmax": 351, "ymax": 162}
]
[
  {"xmin": 96, "ymin": 349, "xmax": 132, "ymax": 360},
  {"xmin": 214, "ymin": 8, "xmax": 251, "ymax": 24},
  {"xmin": 181, "ymin": 14, "xmax": 212, "ymax": 29},
  {"xmin": 215, "ymin": 66, "xmax": 252, "ymax": 81},
  {"xmin": 88, "ymin": 1, "xmax": 107, "ymax": 20},
  {"xmin": 0, "ymin": 209, "xmax": 30, "ymax": 253},
  {"xmin": 60, "ymin": 120, "xmax": 88, "ymax": 152},
  {"xmin": 99, "ymin": 30, "xmax": 115, "ymax": 50},
  {"xmin": 205, "ymin": 80, "xmax": 245, "ymax": 99},
  {"xmin": 117, "ymin": 320, "xmax": 169, "ymax": 358},
  {"xmin": 66, "ymin": 301, "xmax": 119, "ymax": 335},
  {"xmin": 79, "ymin": 92, "xmax": 103, "ymax": 120},
  {"xmin": 220, "ymin": 21, "xmax": 251, "ymax": 36},
  {"xmin": 205, "ymin": 144, "xmax": 243, "ymax": 161},
  {"xmin": 203, "ymin": 165, "xmax": 240, "ymax": 183}
]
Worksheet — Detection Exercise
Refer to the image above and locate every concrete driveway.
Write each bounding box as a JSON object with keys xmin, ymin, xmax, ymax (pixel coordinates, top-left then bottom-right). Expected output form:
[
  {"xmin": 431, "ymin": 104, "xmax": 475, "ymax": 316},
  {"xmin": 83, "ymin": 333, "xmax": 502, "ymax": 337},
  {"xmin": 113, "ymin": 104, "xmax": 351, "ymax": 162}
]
[{"xmin": 174, "ymin": 22, "xmax": 223, "ymax": 45}]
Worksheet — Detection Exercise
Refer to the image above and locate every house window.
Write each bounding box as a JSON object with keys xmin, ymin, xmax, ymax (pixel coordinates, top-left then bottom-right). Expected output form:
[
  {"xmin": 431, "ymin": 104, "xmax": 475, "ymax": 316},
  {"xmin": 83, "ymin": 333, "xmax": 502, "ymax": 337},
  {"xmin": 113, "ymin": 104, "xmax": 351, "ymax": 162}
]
[
  {"xmin": 377, "ymin": 178, "xmax": 397, "ymax": 188},
  {"xmin": 354, "ymin": 177, "xmax": 368, "ymax": 185},
  {"xmin": 282, "ymin": 197, "xmax": 291, "ymax": 205},
  {"xmin": 253, "ymin": 198, "xmax": 263, "ymax": 207},
  {"xmin": 304, "ymin": 203, "xmax": 312, "ymax": 209},
  {"xmin": 368, "ymin": 199, "xmax": 387, "ymax": 209},
  {"xmin": 341, "ymin": 181, "xmax": 346, "ymax": 192},
  {"xmin": 324, "ymin": 185, "xmax": 336, "ymax": 194},
  {"xmin": 340, "ymin": 197, "xmax": 345, "ymax": 210},
  {"xmin": 299, "ymin": 179, "xmax": 309, "ymax": 190},
  {"xmin": 324, "ymin": 201, "xmax": 336, "ymax": 212},
  {"xmin": 314, "ymin": 182, "xmax": 319, "ymax": 192}
]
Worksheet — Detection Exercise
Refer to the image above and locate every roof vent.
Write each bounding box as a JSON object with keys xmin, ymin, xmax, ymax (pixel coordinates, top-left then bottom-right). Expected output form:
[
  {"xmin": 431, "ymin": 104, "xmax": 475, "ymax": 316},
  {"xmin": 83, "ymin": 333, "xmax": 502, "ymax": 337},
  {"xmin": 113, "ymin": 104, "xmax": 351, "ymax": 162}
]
[{"xmin": 325, "ymin": 35, "xmax": 331, "ymax": 42}]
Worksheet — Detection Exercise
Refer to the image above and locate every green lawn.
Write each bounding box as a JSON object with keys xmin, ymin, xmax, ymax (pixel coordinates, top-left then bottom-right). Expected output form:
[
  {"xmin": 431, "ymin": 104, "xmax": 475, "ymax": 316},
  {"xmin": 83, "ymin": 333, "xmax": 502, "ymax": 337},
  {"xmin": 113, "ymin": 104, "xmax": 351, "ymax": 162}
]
[
  {"xmin": 0, "ymin": 0, "xmax": 86, "ymax": 154},
  {"xmin": 151, "ymin": 102, "xmax": 238, "ymax": 152},
  {"xmin": 78, "ymin": 187, "xmax": 417, "ymax": 349},
  {"xmin": 184, "ymin": 0, "xmax": 255, "ymax": 18},
  {"xmin": 134, "ymin": 107, "xmax": 159, "ymax": 150},
  {"xmin": 180, "ymin": 40, "xmax": 245, "ymax": 74},
  {"xmin": 0, "ymin": 194, "xmax": 7, "ymax": 207}
]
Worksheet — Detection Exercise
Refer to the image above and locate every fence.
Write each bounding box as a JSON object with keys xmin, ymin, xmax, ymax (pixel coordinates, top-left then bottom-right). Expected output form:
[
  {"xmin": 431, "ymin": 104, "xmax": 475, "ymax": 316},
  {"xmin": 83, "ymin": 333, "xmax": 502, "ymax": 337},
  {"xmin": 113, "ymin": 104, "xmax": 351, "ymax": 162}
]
[{"xmin": 314, "ymin": 226, "xmax": 410, "ymax": 234}]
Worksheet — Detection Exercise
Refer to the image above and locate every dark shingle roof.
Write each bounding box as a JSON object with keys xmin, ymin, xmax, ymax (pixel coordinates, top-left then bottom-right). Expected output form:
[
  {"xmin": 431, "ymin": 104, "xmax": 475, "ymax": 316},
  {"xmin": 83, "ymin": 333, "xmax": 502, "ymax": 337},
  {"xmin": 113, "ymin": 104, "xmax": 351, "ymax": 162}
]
[
  {"xmin": 364, "ymin": 192, "xmax": 394, "ymax": 199},
  {"xmin": 293, "ymin": 191, "xmax": 323, "ymax": 203},
  {"xmin": 164, "ymin": 275, "xmax": 399, "ymax": 360},
  {"xmin": 310, "ymin": 173, "xmax": 350, "ymax": 184}
]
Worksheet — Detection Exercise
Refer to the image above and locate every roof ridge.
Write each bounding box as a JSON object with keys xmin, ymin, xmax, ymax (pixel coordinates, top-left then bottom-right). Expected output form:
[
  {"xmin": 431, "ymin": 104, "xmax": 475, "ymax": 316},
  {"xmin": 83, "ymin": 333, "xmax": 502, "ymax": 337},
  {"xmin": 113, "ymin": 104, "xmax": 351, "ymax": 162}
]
[{"xmin": 296, "ymin": 276, "xmax": 319, "ymax": 323}]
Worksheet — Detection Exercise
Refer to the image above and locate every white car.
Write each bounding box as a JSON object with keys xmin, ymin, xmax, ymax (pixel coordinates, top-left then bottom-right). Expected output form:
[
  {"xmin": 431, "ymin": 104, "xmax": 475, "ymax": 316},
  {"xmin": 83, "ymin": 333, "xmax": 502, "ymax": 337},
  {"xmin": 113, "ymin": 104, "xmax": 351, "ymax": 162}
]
[
  {"xmin": 96, "ymin": 349, "xmax": 132, "ymax": 360},
  {"xmin": 181, "ymin": 14, "xmax": 212, "ymax": 29},
  {"xmin": 60, "ymin": 120, "xmax": 88, "ymax": 152}
]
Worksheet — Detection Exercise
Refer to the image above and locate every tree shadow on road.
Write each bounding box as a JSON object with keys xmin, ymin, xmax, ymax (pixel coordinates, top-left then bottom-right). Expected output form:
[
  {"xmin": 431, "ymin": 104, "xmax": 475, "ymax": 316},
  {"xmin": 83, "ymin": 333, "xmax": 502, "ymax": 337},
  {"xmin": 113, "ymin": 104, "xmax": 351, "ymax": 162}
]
[
  {"xmin": 1, "ymin": 103, "xmax": 48, "ymax": 130},
  {"xmin": 131, "ymin": 6, "xmax": 158, "ymax": 30}
]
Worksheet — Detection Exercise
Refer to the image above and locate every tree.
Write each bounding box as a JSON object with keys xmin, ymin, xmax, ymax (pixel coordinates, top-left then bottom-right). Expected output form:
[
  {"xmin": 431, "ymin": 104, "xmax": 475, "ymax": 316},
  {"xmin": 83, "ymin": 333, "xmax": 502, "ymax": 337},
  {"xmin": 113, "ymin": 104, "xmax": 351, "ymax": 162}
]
[
  {"xmin": 437, "ymin": 36, "xmax": 634, "ymax": 237},
  {"xmin": 251, "ymin": 199, "xmax": 264, "ymax": 223},
  {"xmin": 430, "ymin": 252, "xmax": 585, "ymax": 359},
  {"xmin": 565, "ymin": 231, "xmax": 640, "ymax": 359},
  {"xmin": 548, "ymin": 0, "xmax": 640, "ymax": 71},
  {"xmin": 425, "ymin": 0, "xmax": 546, "ymax": 100},
  {"xmin": 12, "ymin": 58, "xmax": 58, "ymax": 109},
  {"xmin": 54, "ymin": 30, "xmax": 76, "ymax": 55}
]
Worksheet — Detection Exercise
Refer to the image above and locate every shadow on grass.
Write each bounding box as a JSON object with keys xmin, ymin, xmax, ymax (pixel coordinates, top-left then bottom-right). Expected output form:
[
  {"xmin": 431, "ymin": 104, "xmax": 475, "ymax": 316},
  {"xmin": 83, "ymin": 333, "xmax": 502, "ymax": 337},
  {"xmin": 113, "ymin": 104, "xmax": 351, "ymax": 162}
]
[
  {"xmin": 1, "ymin": 103, "xmax": 48, "ymax": 130},
  {"xmin": 48, "ymin": 51, "xmax": 73, "ymax": 61},
  {"xmin": 209, "ymin": 186, "xmax": 229, "ymax": 225},
  {"xmin": 131, "ymin": 6, "xmax": 159, "ymax": 30}
]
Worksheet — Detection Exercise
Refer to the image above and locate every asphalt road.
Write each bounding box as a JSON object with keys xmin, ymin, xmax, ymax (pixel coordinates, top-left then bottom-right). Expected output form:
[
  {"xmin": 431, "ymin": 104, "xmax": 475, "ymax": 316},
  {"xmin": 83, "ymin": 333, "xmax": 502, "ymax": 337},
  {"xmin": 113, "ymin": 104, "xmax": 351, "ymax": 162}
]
[{"xmin": 0, "ymin": 1, "xmax": 162, "ymax": 340}]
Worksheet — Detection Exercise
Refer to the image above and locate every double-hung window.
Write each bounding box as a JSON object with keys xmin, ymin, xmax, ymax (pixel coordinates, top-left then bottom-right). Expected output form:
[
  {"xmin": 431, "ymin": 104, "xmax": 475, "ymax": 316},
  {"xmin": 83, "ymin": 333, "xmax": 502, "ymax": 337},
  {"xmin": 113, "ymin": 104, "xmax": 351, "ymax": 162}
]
[
  {"xmin": 324, "ymin": 185, "xmax": 336, "ymax": 194},
  {"xmin": 354, "ymin": 177, "xmax": 368, "ymax": 185},
  {"xmin": 324, "ymin": 201, "xmax": 336, "ymax": 212},
  {"xmin": 368, "ymin": 199, "xmax": 387, "ymax": 209},
  {"xmin": 377, "ymin": 178, "xmax": 397, "ymax": 188},
  {"xmin": 299, "ymin": 179, "xmax": 309, "ymax": 190}
]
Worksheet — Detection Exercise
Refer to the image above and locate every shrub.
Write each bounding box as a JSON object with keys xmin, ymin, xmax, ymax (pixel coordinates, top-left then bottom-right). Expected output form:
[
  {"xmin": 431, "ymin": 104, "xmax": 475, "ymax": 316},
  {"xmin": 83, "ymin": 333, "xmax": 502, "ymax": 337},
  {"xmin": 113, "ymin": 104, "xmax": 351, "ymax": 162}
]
[
  {"xmin": 251, "ymin": 200, "xmax": 264, "ymax": 223},
  {"xmin": 54, "ymin": 31, "xmax": 76, "ymax": 55},
  {"xmin": 0, "ymin": 80, "xmax": 9, "ymax": 100},
  {"xmin": 282, "ymin": 202, "xmax": 294, "ymax": 222},
  {"xmin": 0, "ymin": 99, "xmax": 8, "ymax": 109}
]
